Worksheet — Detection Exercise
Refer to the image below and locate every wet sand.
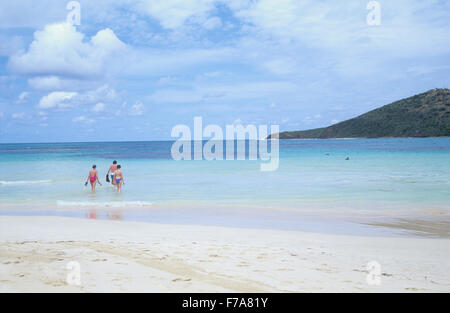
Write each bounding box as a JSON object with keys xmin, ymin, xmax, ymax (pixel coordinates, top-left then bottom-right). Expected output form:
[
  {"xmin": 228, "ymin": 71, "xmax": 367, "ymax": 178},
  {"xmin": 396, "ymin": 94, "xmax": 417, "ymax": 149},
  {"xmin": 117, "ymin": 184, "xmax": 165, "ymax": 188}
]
[{"xmin": 366, "ymin": 218, "xmax": 450, "ymax": 238}]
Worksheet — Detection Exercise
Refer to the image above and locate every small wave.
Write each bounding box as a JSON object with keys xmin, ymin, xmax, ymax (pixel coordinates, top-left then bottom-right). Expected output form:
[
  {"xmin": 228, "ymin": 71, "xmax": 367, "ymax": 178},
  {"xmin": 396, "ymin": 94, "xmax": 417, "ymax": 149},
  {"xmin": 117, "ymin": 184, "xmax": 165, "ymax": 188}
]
[
  {"xmin": 56, "ymin": 200, "xmax": 152, "ymax": 208},
  {"xmin": 0, "ymin": 180, "xmax": 52, "ymax": 186}
]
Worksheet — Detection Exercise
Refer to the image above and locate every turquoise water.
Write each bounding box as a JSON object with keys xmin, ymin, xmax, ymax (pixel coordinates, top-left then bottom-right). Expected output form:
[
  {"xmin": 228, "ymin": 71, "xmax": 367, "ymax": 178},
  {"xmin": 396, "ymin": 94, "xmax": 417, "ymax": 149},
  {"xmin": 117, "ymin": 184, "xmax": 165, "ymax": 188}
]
[{"xmin": 1, "ymin": 138, "xmax": 449, "ymax": 235}]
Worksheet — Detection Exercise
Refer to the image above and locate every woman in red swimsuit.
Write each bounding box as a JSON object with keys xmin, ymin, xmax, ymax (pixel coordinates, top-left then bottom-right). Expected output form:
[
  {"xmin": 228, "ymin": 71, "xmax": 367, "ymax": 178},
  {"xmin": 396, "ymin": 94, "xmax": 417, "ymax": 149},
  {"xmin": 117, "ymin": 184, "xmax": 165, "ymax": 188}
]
[{"xmin": 86, "ymin": 165, "xmax": 102, "ymax": 192}]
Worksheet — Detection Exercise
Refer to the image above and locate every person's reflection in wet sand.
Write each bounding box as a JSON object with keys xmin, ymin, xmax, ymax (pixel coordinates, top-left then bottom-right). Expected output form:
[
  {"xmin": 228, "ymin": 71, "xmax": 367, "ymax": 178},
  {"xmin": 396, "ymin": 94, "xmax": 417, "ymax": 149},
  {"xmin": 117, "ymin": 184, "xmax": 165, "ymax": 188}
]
[
  {"xmin": 107, "ymin": 210, "xmax": 123, "ymax": 220},
  {"xmin": 86, "ymin": 194, "xmax": 98, "ymax": 219},
  {"xmin": 87, "ymin": 209, "xmax": 97, "ymax": 219}
]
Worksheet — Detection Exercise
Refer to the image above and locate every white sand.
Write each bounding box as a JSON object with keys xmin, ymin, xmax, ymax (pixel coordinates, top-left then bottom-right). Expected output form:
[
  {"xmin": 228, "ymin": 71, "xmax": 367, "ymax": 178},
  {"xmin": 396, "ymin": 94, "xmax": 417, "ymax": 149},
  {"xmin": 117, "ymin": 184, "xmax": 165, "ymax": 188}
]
[{"xmin": 0, "ymin": 216, "xmax": 449, "ymax": 292}]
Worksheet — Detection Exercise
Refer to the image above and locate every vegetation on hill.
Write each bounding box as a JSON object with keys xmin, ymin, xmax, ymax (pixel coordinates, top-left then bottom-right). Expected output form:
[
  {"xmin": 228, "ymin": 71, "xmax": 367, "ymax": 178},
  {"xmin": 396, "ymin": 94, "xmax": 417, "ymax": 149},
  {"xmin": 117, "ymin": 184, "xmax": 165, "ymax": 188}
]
[{"xmin": 270, "ymin": 89, "xmax": 450, "ymax": 139}]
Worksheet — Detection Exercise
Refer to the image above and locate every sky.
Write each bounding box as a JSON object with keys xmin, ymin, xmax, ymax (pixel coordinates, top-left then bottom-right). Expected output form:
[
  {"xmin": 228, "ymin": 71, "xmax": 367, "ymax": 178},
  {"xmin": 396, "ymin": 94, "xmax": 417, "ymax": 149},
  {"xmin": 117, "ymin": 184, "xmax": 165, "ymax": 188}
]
[{"xmin": 0, "ymin": 0, "xmax": 449, "ymax": 143}]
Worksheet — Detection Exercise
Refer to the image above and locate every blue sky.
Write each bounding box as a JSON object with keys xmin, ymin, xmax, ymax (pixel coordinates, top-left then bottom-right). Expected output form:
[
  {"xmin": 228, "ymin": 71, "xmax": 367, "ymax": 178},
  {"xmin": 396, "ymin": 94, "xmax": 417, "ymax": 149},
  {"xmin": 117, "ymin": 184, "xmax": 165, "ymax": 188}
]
[{"xmin": 0, "ymin": 0, "xmax": 449, "ymax": 143}]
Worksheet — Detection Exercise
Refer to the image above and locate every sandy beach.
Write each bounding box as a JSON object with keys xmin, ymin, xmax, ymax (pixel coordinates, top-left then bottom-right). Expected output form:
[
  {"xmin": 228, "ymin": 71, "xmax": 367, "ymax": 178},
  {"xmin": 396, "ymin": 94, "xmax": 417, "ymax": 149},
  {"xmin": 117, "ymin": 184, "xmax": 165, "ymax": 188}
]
[{"xmin": 0, "ymin": 216, "xmax": 449, "ymax": 292}]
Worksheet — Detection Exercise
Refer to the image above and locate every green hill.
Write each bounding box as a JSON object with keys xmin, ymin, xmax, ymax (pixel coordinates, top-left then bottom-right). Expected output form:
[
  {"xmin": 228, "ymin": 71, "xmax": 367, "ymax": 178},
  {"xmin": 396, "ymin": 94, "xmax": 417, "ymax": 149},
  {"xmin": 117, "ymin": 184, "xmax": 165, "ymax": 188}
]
[{"xmin": 271, "ymin": 89, "xmax": 450, "ymax": 139}]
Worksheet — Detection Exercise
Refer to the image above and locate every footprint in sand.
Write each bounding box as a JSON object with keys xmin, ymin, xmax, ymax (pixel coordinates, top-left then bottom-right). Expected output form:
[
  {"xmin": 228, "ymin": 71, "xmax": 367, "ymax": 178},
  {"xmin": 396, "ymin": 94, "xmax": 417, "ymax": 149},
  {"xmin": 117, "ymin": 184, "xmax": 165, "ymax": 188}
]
[
  {"xmin": 405, "ymin": 287, "xmax": 427, "ymax": 291},
  {"xmin": 353, "ymin": 269, "xmax": 368, "ymax": 274},
  {"xmin": 314, "ymin": 267, "xmax": 336, "ymax": 274},
  {"xmin": 112, "ymin": 278, "xmax": 124, "ymax": 282},
  {"xmin": 92, "ymin": 258, "xmax": 108, "ymax": 262},
  {"xmin": 172, "ymin": 278, "xmax": 192, "ymax": 282},
  {"xmin": 46, "ymin": 280, "xmax": 66, "ymax": 287}
]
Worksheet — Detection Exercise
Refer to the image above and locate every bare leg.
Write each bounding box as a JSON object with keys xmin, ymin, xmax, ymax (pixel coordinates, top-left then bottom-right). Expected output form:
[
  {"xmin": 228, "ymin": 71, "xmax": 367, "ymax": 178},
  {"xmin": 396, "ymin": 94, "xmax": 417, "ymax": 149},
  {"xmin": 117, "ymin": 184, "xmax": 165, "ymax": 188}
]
[
  {"xmin": 117, "ymin": 181, "xmax": 122, "ymax": 193},
  {"xmin": 91, "ymin": 181, "xmax": 96, "ymax": 192}
]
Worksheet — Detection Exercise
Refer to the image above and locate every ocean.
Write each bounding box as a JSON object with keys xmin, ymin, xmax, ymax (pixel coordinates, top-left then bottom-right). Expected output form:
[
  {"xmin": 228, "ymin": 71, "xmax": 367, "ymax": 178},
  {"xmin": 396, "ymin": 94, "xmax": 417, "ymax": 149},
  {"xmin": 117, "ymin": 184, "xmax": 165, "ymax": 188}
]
[{"xmin": 1, "ymin": 138, "xmax": 449, "ymax": 236}]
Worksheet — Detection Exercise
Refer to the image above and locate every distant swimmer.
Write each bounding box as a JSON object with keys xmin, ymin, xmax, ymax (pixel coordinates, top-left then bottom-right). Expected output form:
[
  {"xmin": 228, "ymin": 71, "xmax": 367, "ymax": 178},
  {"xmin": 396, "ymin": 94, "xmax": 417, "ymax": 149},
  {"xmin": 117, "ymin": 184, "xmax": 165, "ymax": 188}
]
[
  {"xmin": 113, "ymin": 165, "xmax": 124, "ymax": 193},
  {"xmin": 86, "ymin": 165, "xmax": 102, "ymax": 192},
  {"xmin": 107, "ymin": 160, "xmax": 118, "ymax": 185}
]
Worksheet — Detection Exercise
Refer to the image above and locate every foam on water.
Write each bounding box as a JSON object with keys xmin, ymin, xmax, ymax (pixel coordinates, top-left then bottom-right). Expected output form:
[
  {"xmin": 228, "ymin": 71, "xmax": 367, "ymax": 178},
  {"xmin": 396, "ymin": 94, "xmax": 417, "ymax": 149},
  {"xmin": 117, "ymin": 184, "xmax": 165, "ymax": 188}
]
[
  {"xmin": 0, "ymin": 180, "xmax": 52, "ymax": 186},
  {"xmin": 56, "ymin": 200, "xmax": 152, "ymax": 208}
]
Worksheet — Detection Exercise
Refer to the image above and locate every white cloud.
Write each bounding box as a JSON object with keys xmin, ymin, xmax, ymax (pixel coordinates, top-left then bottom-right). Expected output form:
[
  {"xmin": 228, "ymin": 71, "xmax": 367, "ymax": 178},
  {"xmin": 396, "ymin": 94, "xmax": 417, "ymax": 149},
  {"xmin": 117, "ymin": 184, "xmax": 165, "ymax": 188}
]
[
  {"xmin": 72, "ymin": 116, "xmax": 95, "ymax": 124},
  {"xmin": 38, "ymin": 85, "xmax": 118, "ymax": 110},
  {"xmin": 156, "ymin": 76, "xmax": 176, "ymax": 86},
  {"xmin": 0, "ymin": 0, "xmax": 222, "ymax": 31},
  {"xmin": 28, "ymin": 75, "xmax": 105, "ymax": 91},
  {"xmin": 129, "ymin": 101, "xmax": 145, "ymax": 116},
  {"xmin": 303, "ymin": 114, "xmax": 323, "ymax": 125},
  {"xmin": 115, "ymin": 101, "xmax": 145, "ymax": 117},
  {"xmin": 38, "ymin": 91, "xmax": 78, "ymax": 109},
  {"xmin": 82, "ymin": 85, "xmax": 117, "ymax": 104},
  {"xmin": 263, "ymin": 59, "xmax": 295, "ymax": 75},
  {"xmin": 72, "ymin": 116, "xmax": 85, "ymax": 123},
  {"xmin": 92, "ymin": 102, "xmax": 106, "ymax": 113},
  {"xmin": 407, "ymin": 65, "xmax": 450, "ymax": 76},
  {"xmin": 149, "ymin": 81, "xmax": 297, "ymax": 103},
  {"xmin": 3, "ymin": 1, "xmax": 450, "ymax": 63},
  {"xmin": 9, "ymin": 23, "xmax": 126, "ymax": 79},
  {"xmin": 203, "ymin": 16, "xmax": 222, "ymax": 30},
  {"xmin": 232, "ymin": 0, "xmax": 450, "ymax": 57},
  {"xmin": 15, "ymin": 92, "xmax": 30, "ymax": 104},
  {"xmin": 125, "ymin": 47, "xmax": 236, "ymax": 77},
  {"xmin": 37, "ymin": 111, "xmax": 48, "ymax": 121},
  {"xmin": 12, "ymin": 112, "xmax": 26, "ymax": 119},
  {"xmin": 28, "ymin": 76, "xmax": 62, "ymax": 90},
  {"xmin": 136, "ymin": 0, "xmax": 216, "ymax": 29}
]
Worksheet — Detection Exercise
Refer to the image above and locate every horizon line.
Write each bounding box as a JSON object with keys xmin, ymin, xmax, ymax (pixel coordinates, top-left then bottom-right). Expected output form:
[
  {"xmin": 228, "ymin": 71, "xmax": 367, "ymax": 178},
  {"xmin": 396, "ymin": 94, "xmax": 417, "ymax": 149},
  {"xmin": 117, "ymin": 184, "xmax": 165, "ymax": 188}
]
[{"xmin": 1, "ymin": 137, "xmax": 450, "ymax": 145}]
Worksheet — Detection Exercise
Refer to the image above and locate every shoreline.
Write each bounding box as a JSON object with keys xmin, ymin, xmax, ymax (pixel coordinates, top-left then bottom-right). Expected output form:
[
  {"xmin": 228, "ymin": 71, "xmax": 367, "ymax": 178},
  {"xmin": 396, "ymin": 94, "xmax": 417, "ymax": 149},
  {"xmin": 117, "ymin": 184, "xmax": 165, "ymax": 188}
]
[
  {"xmin": 1, "ymin": 215, "xmax": 449, "ymax": 292},
  {"xmin": 1, "ymin": 202, "xmax": 449, "ymax": 238}
]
